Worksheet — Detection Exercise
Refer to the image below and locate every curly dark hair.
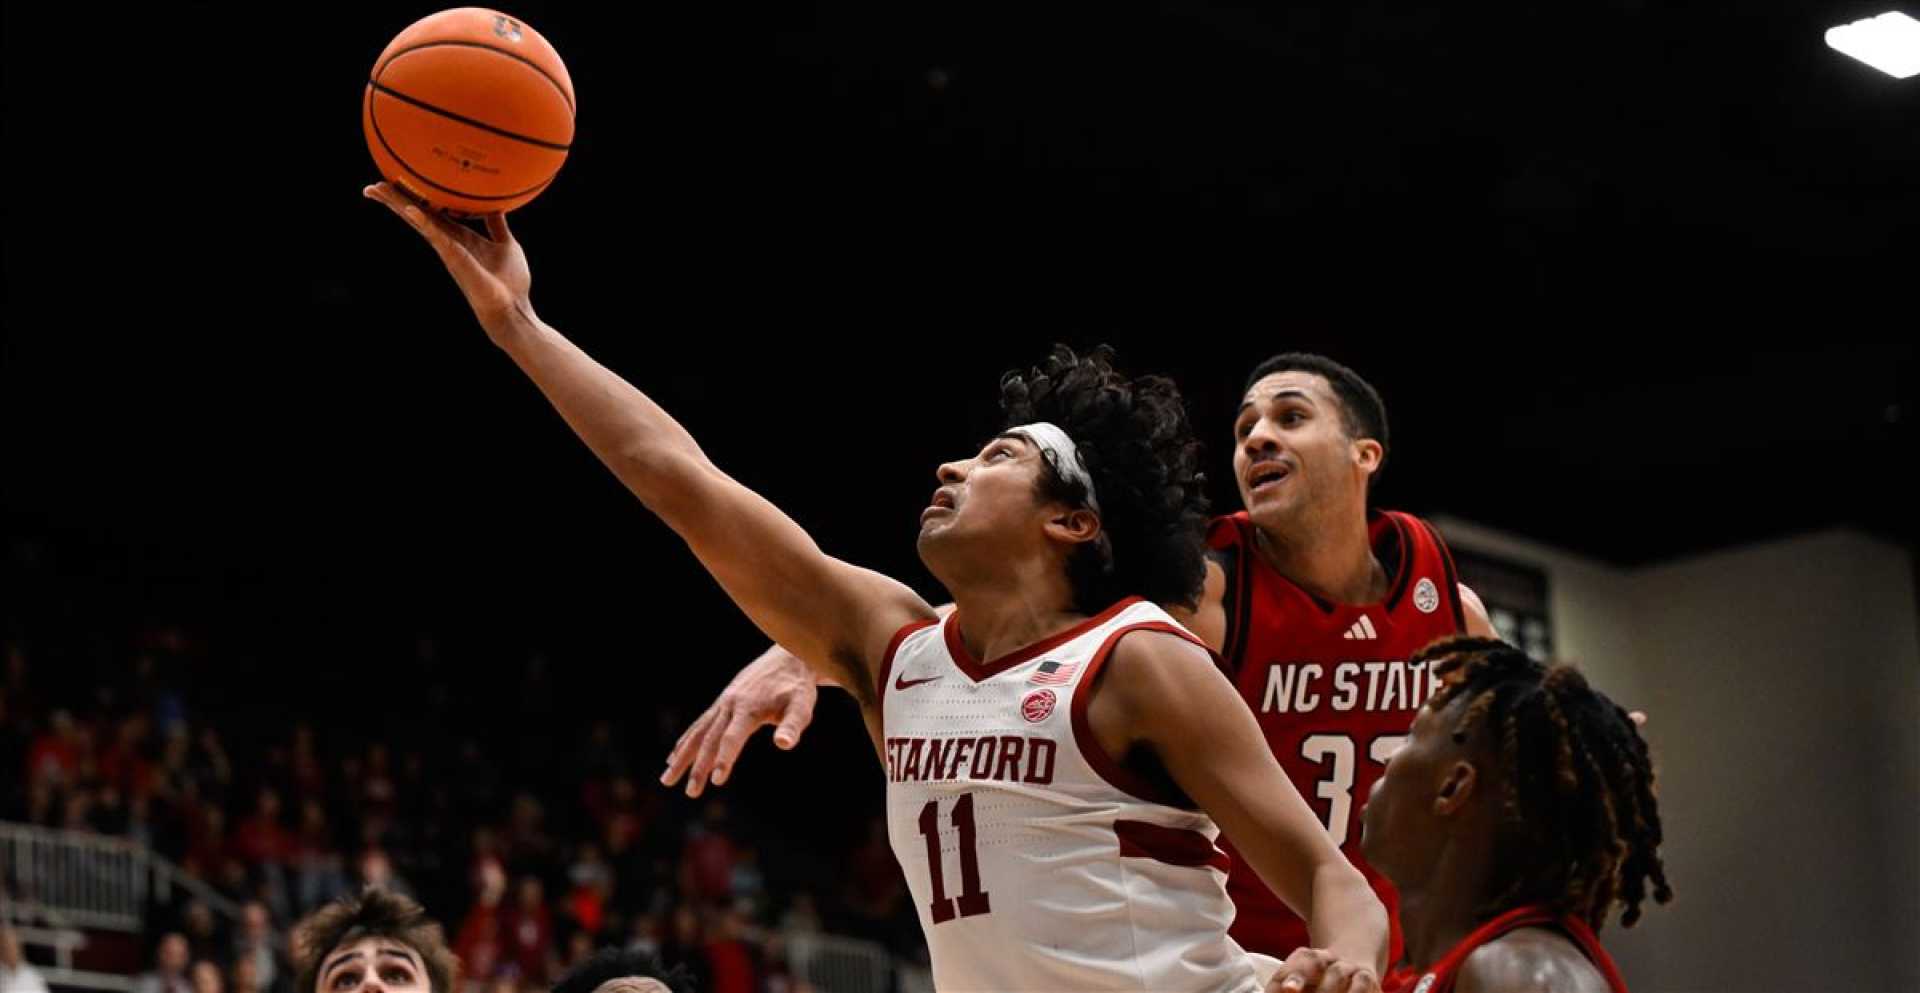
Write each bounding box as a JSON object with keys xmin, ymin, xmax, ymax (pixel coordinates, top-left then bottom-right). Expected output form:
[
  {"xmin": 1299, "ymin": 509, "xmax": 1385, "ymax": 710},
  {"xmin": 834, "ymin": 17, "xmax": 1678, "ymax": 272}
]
[
  {"xmin": 291, "ymin": 888, "xmax": 457, "ymax": 993},
  {"xmin": 998, "ymin": 344, "xmax": 1211, "ymax": 613},
  {"xmin": 1416, "ymin": 636, "xmax": 1674, "ymax": 932},
  {"xmin": 551, "ymin": 947, "xmax": 696, "ymax": 993}
]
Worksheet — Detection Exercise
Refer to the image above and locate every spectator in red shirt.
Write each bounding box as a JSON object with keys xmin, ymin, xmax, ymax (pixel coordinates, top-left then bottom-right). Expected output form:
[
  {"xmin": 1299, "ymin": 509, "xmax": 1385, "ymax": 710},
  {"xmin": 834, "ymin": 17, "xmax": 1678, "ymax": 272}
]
[
  {"xmin": 26, "ymin": 710, "xmax": 82, "ymax": 787},
  {"xmin": 678, "ymin": 802, "xmax": 738, "ymax": 906},
  {"xmin": 565, "ymin": 843, "xmax": 614, "ymax": 938},
  {"xmin": 498, "ymin": 876, "xmax": 554, "ymax": 985},
  {"xmin": 234, "ymin": 789, "xmax": 294, "ymax": 866},
  {"xmin": 98, "ymin": 714, "xmax": 155, "ymax": 796},
  {"xmin": 602, "ymin": 777, "xmax": 649, "ymax": 842},
  {"xmin": 701, "ymin": 906, "xmax": 759, "ymax": 993},
  {"xmin": 453, "ymin": 860, "xmax": 507, "ymax": 980},
  {"xmin": 185, "ymin": 801, "xmax": 230, "ymax": 876}
]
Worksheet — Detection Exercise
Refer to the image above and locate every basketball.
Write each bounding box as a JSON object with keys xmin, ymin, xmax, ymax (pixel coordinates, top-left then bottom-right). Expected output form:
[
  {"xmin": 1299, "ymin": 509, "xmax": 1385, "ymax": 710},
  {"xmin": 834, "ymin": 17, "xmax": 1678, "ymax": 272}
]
[{"xmin": 362, "ymin": 8, "xmax": 575, "ymax": 215}]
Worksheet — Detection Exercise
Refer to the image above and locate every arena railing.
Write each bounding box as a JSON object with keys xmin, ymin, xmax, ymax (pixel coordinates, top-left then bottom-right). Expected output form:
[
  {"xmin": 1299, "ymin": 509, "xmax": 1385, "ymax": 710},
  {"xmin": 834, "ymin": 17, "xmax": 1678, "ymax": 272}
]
[
  {"xmin": 0, "ymin": 822, "xmax": 242, "ymax": 933},
  {"xmin": 786, "ymin": 932, "xmax": 896, "ymax": 993}
]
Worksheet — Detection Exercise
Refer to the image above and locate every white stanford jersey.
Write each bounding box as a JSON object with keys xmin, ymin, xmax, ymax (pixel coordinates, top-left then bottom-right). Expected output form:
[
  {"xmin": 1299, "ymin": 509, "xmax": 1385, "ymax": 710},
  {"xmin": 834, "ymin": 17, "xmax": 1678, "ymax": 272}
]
[{"xmin": 877, "ymin": 597, "xmax": 1264, "ymax": 993}]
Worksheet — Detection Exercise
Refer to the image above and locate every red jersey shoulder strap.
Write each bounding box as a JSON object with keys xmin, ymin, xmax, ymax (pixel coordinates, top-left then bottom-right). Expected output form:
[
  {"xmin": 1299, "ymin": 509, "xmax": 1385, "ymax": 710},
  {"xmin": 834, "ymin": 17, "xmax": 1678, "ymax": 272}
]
[
  {"xmin": 1555, "ymin": 915, "xmax": 1631, "ymax": 993},
  {"xmin": 1424, "ymin": 905, "xmax": 1562, "ymax": 985},
  {"xmin": 1417, "ymin": 905, "xmax": 1628, "ymax": 993},
  {"xmin": 1206, "ymin": 513, "xmax": 1256, "ymax": 674},
  {"xmin": 1381, "ymin": 511, "xmax": 1469, "ymax": 634}
]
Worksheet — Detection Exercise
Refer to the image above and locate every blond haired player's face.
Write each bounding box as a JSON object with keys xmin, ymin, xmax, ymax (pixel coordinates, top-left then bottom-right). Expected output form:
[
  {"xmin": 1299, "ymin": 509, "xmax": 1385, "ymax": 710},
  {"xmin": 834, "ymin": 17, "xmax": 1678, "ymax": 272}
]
[
  {"xmin": 315, "ymin": 939, "xmax": 428, "ymax": 993},
  {"xmin": 918, "ymin": 435, "xmax": 1063, "ymax": 570},
  {"xmin": 1232, "ymin": 371, "xmax": 1367, "ymax": 533}
]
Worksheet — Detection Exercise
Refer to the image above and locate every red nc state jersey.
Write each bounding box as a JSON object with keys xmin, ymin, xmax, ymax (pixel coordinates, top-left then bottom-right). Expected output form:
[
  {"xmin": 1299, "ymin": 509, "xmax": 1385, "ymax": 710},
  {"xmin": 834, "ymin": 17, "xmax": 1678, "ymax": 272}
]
[{"xmin": 1207, "ymin": 510, "xmax": 1467, "ymax": 963}]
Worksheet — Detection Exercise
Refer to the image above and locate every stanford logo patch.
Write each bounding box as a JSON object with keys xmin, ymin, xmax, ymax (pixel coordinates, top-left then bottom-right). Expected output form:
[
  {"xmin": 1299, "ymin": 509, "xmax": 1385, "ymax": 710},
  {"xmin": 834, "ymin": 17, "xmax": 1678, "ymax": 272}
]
[
  {"xmin": 1021, "ymin": 689, "xmax": 1057, "ymax": 723},
  {"xmin": 1411, "ymin": 975, "xmax": 1436, "ymax": 993},
  {"xmin": 1413, "ymin": 577, "xmax": 1440, "ymax": 614}
]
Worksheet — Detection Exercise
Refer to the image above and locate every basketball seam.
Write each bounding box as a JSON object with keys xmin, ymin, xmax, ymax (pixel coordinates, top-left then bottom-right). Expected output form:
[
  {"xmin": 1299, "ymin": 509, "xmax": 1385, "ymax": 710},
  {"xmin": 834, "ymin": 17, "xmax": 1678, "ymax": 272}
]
[
  {"xmin": 376, "ymin": 39, "xmax": 575, "ymax": 114},
  {"xmin": 368, "ymin": 80, "xmax": 571, "ymax": 152},
  {"xmin": 366, "ymin": 85, "xmax": 560, "ymax": 202}
]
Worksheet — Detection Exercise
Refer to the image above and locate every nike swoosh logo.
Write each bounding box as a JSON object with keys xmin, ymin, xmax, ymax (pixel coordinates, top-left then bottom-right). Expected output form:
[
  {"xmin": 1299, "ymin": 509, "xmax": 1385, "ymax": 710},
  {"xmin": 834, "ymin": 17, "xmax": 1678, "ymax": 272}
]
[{"xmin": 894, "ymin": 674, "xmax": 942, "ymax": 691}]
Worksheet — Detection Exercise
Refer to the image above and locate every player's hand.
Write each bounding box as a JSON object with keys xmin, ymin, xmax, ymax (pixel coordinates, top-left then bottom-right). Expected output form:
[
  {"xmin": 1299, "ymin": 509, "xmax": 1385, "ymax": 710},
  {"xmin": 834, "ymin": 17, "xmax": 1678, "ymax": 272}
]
[
  {"xmin": 363, "ymin": 182, "xmax": 532, "ymax": 343},
  {"xmin": 661, "ymin": 647, "xmax": 820, "ymax": 797},
  {"xmin": 1267, "ymin": 948, "xmax": 1381, "ymax": 993}
]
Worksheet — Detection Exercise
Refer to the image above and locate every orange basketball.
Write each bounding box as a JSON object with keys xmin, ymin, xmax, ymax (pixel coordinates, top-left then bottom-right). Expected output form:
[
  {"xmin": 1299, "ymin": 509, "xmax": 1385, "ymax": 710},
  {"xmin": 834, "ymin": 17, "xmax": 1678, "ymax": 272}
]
[{"xmin": 363, "ymin": 8, "xmax": 575, "ymax": 215}]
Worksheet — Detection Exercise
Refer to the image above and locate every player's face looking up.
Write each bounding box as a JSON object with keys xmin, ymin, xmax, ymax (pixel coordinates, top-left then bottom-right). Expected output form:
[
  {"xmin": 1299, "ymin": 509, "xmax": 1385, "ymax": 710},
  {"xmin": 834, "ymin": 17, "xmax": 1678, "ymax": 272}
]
[
  {"xmin": 315, "ymin": 940, "xmax": 429, "ymax": 993},
  {"xmin": 917, "ymin": 434, "xmax": 1099, "ymax": 584},
  {"xmin": 1233, "ymin": 371, "xmax": 1382, "ymax": 533},
  {"xmin": 1359, "ymin": 695, "xmax": 1478, "ymax": 888}
]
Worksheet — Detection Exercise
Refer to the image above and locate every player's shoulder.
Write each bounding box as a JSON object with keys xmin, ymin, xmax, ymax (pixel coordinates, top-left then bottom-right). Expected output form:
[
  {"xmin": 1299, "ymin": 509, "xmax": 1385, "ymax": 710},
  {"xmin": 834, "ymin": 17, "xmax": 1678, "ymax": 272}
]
[
  {"xmin": 1093, "ymin": 616, "xmax": 1229, "ymax": 733},
  {"xmin": 1106, "ymin": 615, "xmax": 1210, "ymax": 658},
  {"xmin": 1376, "ymin": 508, "xmax": 1450, "ymax": 550},
  {"xmin": 1206, "ymin": 511, "xmax": 1252, "ymax": 549},
  {"xmin": 1096, "ymin": 612, "xmax": 1217, "ymax": 687},
  {"xmin": 1456, "ymin": 927, "xmax": 1612, "ymax": 993}
]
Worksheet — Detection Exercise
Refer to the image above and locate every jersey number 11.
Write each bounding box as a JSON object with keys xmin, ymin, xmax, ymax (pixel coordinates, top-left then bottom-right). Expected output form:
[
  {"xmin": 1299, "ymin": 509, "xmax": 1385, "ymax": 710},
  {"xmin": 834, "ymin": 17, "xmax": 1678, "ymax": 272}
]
[{"xmin": 918, "ymin": 793, "xmax": 992, "ymax": 924}]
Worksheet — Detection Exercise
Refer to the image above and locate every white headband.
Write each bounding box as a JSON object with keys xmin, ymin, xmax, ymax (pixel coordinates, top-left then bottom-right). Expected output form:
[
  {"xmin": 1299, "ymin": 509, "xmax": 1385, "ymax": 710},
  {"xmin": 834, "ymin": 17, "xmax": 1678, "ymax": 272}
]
[{"xmin": 1008, "ymin": 421, "xmax": 1101, "ymax": 514}]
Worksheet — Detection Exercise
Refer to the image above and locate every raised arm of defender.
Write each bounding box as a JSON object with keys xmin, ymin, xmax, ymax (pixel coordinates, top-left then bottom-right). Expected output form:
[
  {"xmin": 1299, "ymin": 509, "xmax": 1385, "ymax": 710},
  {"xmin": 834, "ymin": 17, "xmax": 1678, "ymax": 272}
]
[
  {"xmin": 662, "ymin": 545, "xmax": 1500, "ymax": 794},
  {"xmin": 662, "ymin": 561, "xmax": 1232, "ymax": 793},
  {"xmin": 365, "ymin": 185, "xmax": 935, "ymax": 698}
]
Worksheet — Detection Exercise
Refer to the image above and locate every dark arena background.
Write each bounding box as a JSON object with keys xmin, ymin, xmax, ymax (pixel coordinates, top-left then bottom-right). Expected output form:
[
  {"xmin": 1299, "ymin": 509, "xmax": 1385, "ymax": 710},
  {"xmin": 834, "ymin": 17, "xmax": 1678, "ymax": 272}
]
[{"xmin": 3, "ymin": 3, "xmax": 1916, "ymax": 993}]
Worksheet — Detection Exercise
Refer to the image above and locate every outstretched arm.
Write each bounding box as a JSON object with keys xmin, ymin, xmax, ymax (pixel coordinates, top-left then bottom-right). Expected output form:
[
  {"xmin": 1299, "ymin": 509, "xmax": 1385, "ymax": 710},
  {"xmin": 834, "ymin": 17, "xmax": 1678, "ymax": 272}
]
[{"xmin": 365, "ymin": 185, "xmax": 935, "ymax": 695}]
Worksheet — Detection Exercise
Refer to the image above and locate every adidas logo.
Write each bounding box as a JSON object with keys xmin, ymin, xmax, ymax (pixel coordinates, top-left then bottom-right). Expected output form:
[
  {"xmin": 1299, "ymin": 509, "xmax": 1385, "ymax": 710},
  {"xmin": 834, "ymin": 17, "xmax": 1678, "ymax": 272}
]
[{"xmin": 1342, "ymin": 615, "xmax": 1379, "ymax": 641}]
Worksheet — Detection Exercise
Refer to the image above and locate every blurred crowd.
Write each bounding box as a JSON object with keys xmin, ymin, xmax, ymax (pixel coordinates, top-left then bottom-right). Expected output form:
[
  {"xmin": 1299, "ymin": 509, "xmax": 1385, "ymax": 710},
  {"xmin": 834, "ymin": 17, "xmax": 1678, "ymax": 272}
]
[{"xmin": 0, "ymin": 613, "xmax": 924, "ymax": 993}]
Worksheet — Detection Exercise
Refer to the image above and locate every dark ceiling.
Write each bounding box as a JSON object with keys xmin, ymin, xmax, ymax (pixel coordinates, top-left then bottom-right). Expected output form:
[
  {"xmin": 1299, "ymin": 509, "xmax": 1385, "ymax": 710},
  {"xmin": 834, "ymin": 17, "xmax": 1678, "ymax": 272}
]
[{"xmin": 4, "ymin": 2, "xmax": 1914, "ymax": 610}]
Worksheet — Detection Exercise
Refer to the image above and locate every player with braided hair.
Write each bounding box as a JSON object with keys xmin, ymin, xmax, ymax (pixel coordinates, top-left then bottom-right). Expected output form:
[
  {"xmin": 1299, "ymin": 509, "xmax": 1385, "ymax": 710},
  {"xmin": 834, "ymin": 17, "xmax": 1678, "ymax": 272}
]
[{"xmin": 1274, "ymin": 636, "xmax": 1670, "ymax": 993}]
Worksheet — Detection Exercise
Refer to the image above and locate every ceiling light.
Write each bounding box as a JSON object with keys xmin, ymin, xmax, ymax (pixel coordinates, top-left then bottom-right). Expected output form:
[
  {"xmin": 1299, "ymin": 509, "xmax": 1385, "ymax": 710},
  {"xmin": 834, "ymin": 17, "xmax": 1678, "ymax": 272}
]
[{"xmin": 1826, "ymin": 11, "xmax": 1920, "ymax": 79}]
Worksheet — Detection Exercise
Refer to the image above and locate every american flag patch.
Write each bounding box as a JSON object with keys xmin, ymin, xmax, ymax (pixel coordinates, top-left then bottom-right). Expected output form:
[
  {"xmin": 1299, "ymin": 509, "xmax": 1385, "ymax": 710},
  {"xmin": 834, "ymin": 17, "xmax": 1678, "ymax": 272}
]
[{"xmin": 1029, "ymin": 658, "xmax": 1079, "ymax": 685}]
